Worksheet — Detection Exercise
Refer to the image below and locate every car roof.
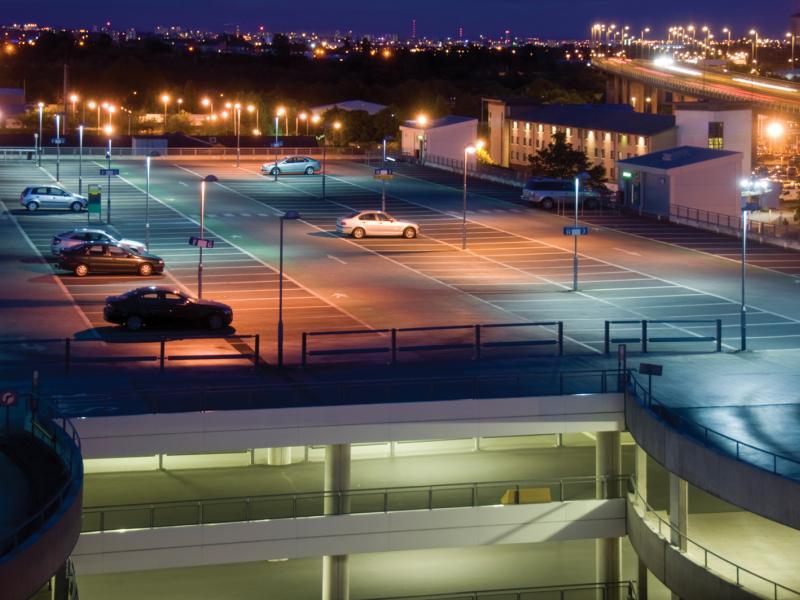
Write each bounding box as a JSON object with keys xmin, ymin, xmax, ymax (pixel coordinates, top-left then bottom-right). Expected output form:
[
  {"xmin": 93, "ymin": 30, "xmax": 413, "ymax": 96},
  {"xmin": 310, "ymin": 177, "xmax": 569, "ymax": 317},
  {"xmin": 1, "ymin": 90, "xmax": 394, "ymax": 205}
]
[{"xmin": 130, "ymin": 286, "xmax": 184, "ymax": 295}]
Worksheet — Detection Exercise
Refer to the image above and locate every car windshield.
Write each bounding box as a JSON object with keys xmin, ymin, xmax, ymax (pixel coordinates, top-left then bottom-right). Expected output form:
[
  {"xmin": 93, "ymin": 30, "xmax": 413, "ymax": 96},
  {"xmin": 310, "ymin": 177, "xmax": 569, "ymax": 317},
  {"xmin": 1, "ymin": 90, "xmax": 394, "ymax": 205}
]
[
  {"xmin": 344, "ymin": 212, "xmax": 360, "ymax": 219},
  {"xmin": 127, "ymin": 246, "xmax": 144, "ymax": 255}
]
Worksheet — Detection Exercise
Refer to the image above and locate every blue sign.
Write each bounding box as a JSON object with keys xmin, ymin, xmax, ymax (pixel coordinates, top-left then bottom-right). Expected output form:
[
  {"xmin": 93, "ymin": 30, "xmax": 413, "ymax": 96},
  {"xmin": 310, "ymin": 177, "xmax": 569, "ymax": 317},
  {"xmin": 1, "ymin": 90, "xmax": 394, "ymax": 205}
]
[
  {"xmin": 189, "ymin": 236, "xmax": 214, "ymax": 249},
  {"xmin": 271, "ymin": 141, "xmax": 284, "ymax": 148},
  {"xmin": 50, "ymin": 137, "xmax": 65, "ymax": 145},
  {"xmin": 99, "ymin": 168, "xmax": 120, "ymax": 176},
  {"xmin": 563, "ymin": 226, "xmax": 589, "ymax": 236}
]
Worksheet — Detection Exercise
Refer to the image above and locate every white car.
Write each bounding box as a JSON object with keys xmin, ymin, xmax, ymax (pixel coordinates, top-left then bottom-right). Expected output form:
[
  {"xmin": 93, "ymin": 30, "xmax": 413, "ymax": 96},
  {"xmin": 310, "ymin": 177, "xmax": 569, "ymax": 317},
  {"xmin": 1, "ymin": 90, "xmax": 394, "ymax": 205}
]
[
  {"xmin": 20, "ymin": 186, "xmax": 87, "ymax": 212},
  {"xmin": 261, "ymin": 156, "xmax": 320, "ymax": 176},
  {"xmin": 51, "ymin": 228, "xmax": 147, "ymax": 256},
  {"xmin": 336, "ymin": 211, "xmax": 419, "ymax": 239}
]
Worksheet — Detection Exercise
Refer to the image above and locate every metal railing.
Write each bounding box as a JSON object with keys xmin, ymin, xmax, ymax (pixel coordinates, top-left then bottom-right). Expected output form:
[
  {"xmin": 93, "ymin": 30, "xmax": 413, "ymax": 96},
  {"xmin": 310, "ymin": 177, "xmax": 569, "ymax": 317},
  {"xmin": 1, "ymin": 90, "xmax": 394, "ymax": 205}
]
[
  {"xmin": 1, "ymin": 393, "xmax": 83, "ymax": 557},
  {"xmin": 670, "ymin": 204, "xmax": 799, "ymax": 241},
  {"xmin": 0, "ymin": 334, "xmax": 260, "ymax": 373},
  {"xmin": 627, "ymin": 374, "xmax": 800, "ymax": 480},
  {"xmin": 420, "ymin": 152, "xmax": 529, "ymax": 185},
  {"xmin": 302, "ymin": 321, "xmax": 564, "ymax": 365},
  {"xmin": 81, "ymin": 474, "xmax": 628, "ymax": 534},
  {"xmin": 604, "ymin": 319, "xmax": 722, "ymax": 354},
  {"xmin": 628, "ymin": 478, "xmax": 800, "ymax": 600},
  {"xmin": 366, "ymin": 581, "xmax": 637, "ymax": 600},
  {"xmin": 15, "ymin": 146, "xmax": 367, "ymax": 158}
]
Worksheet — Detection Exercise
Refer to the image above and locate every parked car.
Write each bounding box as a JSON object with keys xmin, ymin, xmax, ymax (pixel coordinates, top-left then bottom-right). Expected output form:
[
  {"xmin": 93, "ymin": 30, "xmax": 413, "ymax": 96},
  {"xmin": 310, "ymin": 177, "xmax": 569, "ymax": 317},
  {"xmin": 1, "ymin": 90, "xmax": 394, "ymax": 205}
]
[
  {"xmin": 20, "ymin": 186, "xmax": 87, "ymax": 212},
  {"xmin": 336, "ymin": 211, "xmax": 419, "ymax": 239},
  {"xmin": 57, "ymin": 241, "xmax": 164, "ymax": 277},
  {"xmin": 51, "ymin": 228, "xmax": 147, "ymax": 256},
  {"xmin": 104, "ymin": 286, "xmax": 233, "ymax": 331},
  {"xmin": 261, "ymin": 156, "xmax": 320, "ymax": 176},
  {"xmin": 521, "ymin": 178, "xmax": 601, "ymax": 210}
]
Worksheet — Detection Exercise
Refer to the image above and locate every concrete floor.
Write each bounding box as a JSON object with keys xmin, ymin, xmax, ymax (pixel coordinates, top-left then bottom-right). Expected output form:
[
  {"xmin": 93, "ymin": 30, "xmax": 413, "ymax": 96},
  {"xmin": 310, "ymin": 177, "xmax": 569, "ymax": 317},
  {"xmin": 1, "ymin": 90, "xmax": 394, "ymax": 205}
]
[{"xmin": 76, "ymin": 539, "xmax": 673, "ymax": 600}]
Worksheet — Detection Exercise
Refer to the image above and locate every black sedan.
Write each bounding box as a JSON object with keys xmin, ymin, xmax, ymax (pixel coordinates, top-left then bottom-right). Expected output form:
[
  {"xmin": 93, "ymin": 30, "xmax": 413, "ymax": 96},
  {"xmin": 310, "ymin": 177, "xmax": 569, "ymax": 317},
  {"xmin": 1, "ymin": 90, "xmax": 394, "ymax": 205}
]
[
  {"xmin": 104, "ymin": 286, "xmax": 233, "ymax": 331},
  {"xmin": 58, "ymin": 241, "xmax": 164, "ymax": 277}
]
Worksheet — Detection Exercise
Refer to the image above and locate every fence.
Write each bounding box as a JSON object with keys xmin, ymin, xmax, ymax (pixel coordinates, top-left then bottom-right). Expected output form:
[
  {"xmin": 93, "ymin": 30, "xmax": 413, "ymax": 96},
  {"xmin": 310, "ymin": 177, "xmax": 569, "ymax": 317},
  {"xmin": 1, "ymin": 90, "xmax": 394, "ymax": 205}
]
[
  {"xmin": 302, "ymin": 322, "xmax": 564, "ymax": 365},
  {"xmin": 670, "ymin": 204, "xmax": 800, "ymax": 242},
  {"xmin": 0, "ymin": 334, "xmax": 260, "ymax": 373},
  {"xmin": 604, "ymin": 319, "xmax": 722, "ymax": 354},
  {"xmin": 81, "ymin": 474, "xmax": 627, "ymax": 533},
  {"xmin": 628, "ymin": 478, "xmax": 800, "ymax": 600},
  {"xmin": 627, "ymin": 374, "xmax": 800, "ymax": 481},
  {"xmin": 4, "ymin": 146, "xmax": 367, "ymax": 159},
  {"xmin": 50, "ymin": 368, "xmax": 627, "ymax": 417},
  {"xmin": 367, "ymin": 581, "xmax": 637, "ymax": 600},
  {"xmin": 422, "ymin": 153, "xmax": 529, "ymax": 185}
]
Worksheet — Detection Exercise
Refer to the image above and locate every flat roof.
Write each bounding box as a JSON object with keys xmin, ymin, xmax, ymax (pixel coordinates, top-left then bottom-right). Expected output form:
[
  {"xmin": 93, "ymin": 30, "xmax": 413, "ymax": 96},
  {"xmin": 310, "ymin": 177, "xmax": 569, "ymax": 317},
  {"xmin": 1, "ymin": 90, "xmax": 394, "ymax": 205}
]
[
  {"xmin": 402, "ymin": 115, "xmax": 477, "ymax": 129},
  {"xmin": 506, "ymin": 104, "xmax": 676, "ymax": 136},
  {"xmin": 617, "ymin": 146, "xmax": 740, "ymax": 170}
]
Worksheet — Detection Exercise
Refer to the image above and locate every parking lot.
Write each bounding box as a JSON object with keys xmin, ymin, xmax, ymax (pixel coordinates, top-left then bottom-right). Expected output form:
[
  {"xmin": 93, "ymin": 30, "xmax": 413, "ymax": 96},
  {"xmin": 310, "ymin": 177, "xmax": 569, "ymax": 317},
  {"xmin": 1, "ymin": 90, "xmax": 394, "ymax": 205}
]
[{"xmin": 4, "ymin": 155, "xmax": 800, "ymax": 365}]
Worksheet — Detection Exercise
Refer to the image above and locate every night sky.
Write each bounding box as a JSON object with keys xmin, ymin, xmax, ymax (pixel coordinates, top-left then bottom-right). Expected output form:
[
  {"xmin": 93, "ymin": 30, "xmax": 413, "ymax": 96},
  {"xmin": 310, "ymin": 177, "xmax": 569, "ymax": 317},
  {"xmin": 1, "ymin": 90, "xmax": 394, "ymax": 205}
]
[{"xmin": 0, "ymin": 0, "xmax": 796, "ymax": 39}]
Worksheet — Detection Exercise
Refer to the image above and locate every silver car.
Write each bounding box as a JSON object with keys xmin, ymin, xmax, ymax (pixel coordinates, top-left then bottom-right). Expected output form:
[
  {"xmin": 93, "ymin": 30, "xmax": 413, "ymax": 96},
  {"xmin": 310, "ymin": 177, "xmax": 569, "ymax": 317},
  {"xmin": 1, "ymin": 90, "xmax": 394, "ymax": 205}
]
[
  {"xmin": 261, "ymin": 156, "xmax": 320, "ymax": 176},
  {"xmin": 336, "ymin": 211, "xmax": 419, "ymax": 239},
  {"xmin": 51, "ymin": 228, "xmax": 147, "ymax": 256},
  {"xmin": 20, "ymin": 186, "xmax": 87, "ymax": 212}
]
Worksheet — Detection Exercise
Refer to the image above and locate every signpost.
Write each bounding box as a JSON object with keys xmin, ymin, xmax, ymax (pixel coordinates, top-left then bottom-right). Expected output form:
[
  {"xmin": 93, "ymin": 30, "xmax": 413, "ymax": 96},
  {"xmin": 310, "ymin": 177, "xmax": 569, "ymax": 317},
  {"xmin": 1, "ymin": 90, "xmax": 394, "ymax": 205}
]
[
  {"xmin": 87, "ymin": 184, "xmax": 102, "ymax": 223},
  {"xmin": 373, "ymin": 168, "xmax": 394, "ymax": 212},
  {"xmin": 189, "ymin": 236, "xmax": 215, "ymax": 249},
  {"xmin": 50, "ymin": 137, "xmax": 65, "ymax": 145},
  {"xmin": 563, "ymin": 226, "xmax": 589, "ymax": 236},
  {"xmin": 99, "ymin": 168, "xmax": 120, "ymax": 176}
]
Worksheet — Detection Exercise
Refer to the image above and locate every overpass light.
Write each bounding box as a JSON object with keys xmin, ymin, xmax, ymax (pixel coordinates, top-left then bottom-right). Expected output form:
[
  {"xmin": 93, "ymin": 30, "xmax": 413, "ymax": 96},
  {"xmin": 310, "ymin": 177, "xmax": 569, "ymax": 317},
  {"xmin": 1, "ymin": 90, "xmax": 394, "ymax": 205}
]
[{"xmin": 731, "ymin": 77, "xmax": 798, "ymax": 93}]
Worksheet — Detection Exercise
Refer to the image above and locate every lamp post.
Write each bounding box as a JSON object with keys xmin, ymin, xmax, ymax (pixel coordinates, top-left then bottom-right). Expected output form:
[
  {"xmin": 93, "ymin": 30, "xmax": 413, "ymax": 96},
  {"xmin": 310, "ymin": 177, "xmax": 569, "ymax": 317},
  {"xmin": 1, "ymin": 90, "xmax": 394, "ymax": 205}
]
[
  {"xmin": 462, "ymin": 141, "xmax": 483, "ymax": 250},
  {"xmin": 54, "ymin": 113, "xmax": 61, "ymax": 182},
  {"xmin": 416, "ymin": 113, "xmax": 428, "ymax": 164},
  {"xmin": 319, "ymin": 121, "xmax": 341, "ymax": 200},
  {"xmin": 37, "ymin": 102, "xmax": 44, "ymax": 167},
  {"xmin": 104, "ymin": 124, "xmax": 114, "ymax": 224},
  {"xmin": 77, "ymin": 124, "xmax": 84, "ymax": 195},
  {"xmin": 198, "ymin": 174, "xmax": 218, "ymax": 299},
  {"xmin": 750, "ymin": 29, "xmax": 759, "ymax": 66},
  {"xmin": 202, "ymin": 97, "xmax": 213, "ymax": 115},
  {"xmin": 738, "ymin": 178, "xmax": 770, "ymax": 351},
  {"xmin": 573, "ymin": 172, "xmax": 590, "ymax": 292},
  {"xmin": 247, "ymin": 104, "xmax": 257, "ymax": 137},
  {"xmin": 161, "ymin": 93, "xmax": 170, "ymax": 133},
  {"xmin": 788, "ymin": 33, "xmax": 796, "ymax": 68},
  {"xmin": 299, "ymin": 111, "xmax": 308, "ymax": 135},
  {"xmin": 234, "ymin": 103, "xmax": 242, "ymax": 167},
  {"xmin": 278, "ymin": 210, "xmax": 302, "ymax": 367},
  {"xmin": 145, "ymin": 151, "xmax": 161, "ymax": 250},
  {"xmin": 275, "ymin": 106, "xmax": 286, "ymax": 146}
]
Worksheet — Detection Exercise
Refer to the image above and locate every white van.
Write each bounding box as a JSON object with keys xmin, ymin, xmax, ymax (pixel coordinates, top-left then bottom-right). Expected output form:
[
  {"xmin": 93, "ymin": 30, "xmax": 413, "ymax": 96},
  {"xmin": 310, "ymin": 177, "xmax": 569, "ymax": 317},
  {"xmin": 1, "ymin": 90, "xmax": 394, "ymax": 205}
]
[{"xmin": 521, "ymin": 178, "xmax": 601, "ymax": 210}]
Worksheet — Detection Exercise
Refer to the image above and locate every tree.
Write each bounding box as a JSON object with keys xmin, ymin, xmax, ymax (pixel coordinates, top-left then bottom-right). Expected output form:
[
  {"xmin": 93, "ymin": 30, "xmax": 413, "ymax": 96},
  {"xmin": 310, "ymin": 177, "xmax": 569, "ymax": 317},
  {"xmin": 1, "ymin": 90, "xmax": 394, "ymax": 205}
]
[{"xmin": 528, "ymin": 131, "xmax": 605, "ymax": 184}]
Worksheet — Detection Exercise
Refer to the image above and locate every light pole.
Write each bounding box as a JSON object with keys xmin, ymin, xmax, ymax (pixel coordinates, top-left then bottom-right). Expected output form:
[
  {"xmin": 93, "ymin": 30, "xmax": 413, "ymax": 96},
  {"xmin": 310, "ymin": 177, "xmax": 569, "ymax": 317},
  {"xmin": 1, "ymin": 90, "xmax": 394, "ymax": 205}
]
[
  {"xmin": 738, "ymin": 178, "xmax": 770, "ymax": 351},
  {"xmin": 278, "ymin": 210, "xmax": 301, "ymax": 367},
  {"xmin": 54, "ymin": 113, "xmax": 61, "ymax": 182},
  {"xmin": 462, "ymin": 141, "xmax": 482, "ymax": 249},
  {"xmin": 77, "ymin": 124, "xmax": 84, "ymax": 194},
  {"xmin": 161, "ymin": 93, "xmax": 170, "ymax": 133},
  {"xmin": 37, "ymin": 102, "xmax": 44, "ymax": 167},
  {"xmin": 198, "ymin": 174, "xmax": 218, "ymax": 299},
  {"xmin": 202, "ymin": 97, "xmax": 213, "ymax": 116},
  {"xmin": 299, "ymin": 111, "xmax": 308, "ymax": 135},
  {"xmin": 145, "ymin": 151, "xmax": 160, "ymax": 250},
  {"xmin": 750, "ymin": 30, "xmax": 759, "ymax": 66},
  {"xmin": 416, "ymin": 113, "xmax": 428, "ymax": 164},
  {"xmin": 788, "ymin": 33, "xmax": 796, "ymax": 68},
  {"xmin": 319, "ymin": 121, "xmax": 341, "ymax": 200},
  {"xmin": 234, "ymin": 103, "xmax": 242, "ymax": 167},
  {"xmin": 69, "ymin": 93, "xmax": 78, "ymax": 123},
  {"xmin": 104, "ymin": 125, "xmax": 114, "ymax": 223},
  {"xmin": 722, "ymin": 28, "xmax": 731, "ymax": 45},
  {"xmin": 275, "ymin": 106, "xmax": 285, "ymax": 146},
  {"xmin": 573, "ymin": 172, "xmax": 590, "ymax": 292}
]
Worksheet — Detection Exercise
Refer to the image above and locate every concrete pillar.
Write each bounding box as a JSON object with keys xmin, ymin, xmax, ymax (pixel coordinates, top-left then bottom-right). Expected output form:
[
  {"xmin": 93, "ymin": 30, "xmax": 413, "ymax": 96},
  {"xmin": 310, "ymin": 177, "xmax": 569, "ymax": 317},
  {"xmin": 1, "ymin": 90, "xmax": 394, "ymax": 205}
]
[
  {"xmin": 267, "ymin": 447, "xmax": 292, "ymax": 466},
  {"xmin": 596, "ymin": 432, "xmax": 622, "ymax": 599},
  {"xmin": 635, "ymin": 445, "xmax": 648, "ymax": 504},
  {"xmin": 322, "ymin": 444, "xmax": 351, "ymax": 600},
  {"xmin": 53, "ymin": 561, "xmax": 68, "ymax": 600},
  {"xmin": 669, "ymin": 474, "xmax": 688, "ymax": 552},
  {"xmin": 638, "ymin": 559, "xmax": 649, "ymax": 600}
]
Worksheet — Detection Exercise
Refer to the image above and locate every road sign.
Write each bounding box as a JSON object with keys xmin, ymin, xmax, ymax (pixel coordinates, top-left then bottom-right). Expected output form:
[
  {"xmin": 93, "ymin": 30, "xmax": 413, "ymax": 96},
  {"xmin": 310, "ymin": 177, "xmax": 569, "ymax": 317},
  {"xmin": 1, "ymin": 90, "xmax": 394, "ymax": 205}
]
[
  {"xmin": 563, "ymin": 226, "xmax": 589, "ymax": 236},
  {"xmin": 271, "ymin": 141, "xmax": 284, "ymax": 148},
  {"xmin": 189, "ymin": 236, "xmax": 214, "ymax": 249},
  {"xmin": 373, "ymin": 168, "xmax": 394, "ymax": 180},
  {"xmin": 0, "ymin": 389, "xmax": 17, "ymax": 407},
  {"xmin": 50, "ymin": 137, "xmax": 65, "ymax": 145},
  {"xmin": 639, "ymin": 363, "xmax": 663, "ymax": 376},
  {"xmin": 99, "ymin": 168, "xmax": 120, "ymax": 176},
  {"xmin": 87, "ymin": 184, "xmax": 102, "ymax": 216}
]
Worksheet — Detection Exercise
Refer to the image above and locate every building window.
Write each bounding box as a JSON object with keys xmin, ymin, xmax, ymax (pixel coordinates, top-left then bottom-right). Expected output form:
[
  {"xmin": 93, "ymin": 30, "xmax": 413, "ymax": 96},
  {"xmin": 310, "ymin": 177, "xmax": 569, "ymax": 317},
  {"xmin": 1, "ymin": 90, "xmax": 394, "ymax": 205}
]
[
  {"xmin": 551, "ymin": 126, "xmax": 557, "ymax": 134},
  {"xmin": 594, "ymin": 148, "xmax": 599, "ymax": 157},
  {"xmin": 537, "ymin": 124, "xmax": 543, "ymax": 133},
  {"xmin": 525, "ymin": 122, "xmax": 530, "ymax": 131},
  {"xmin": 513, "ymin": 121, "xmax": 518, "ymax": 129},
  {"xmin": 601, "ymin": 149, "xmax": 605, "ymax": 158},
  {"xmin": 708, "ymin": 121, "xmax": 724, "ymax": 149},
  {"xmin": 566, "ymin": 128, "xmax": 572, "ymax": 138},
  {"xmin": 611, "ymin": 167, "xmax": 616, "ymax": 178},
  {"xmin": 604, "ymin": 132, "xmax": 611, "ymax": 142}
]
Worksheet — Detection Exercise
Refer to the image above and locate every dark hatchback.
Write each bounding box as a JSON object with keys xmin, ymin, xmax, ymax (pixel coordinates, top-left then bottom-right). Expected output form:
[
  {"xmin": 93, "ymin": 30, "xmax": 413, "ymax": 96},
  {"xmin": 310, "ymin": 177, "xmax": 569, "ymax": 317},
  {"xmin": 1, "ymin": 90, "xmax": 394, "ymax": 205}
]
[
  {"xmin": 104, "ymin": 286, "xmax": 234, "ymax": 331},
  {"xmin": 58, "ymin": 241, "xmax": 164, "ymax": 277}
]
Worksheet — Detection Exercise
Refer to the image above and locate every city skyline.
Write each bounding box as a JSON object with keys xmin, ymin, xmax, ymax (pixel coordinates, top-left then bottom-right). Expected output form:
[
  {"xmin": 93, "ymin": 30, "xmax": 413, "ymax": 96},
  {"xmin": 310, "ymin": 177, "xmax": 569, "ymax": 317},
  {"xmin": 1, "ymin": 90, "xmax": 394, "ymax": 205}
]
[{"xmin": 0, "ymin": 0, "xmax": 797, "ymax": 39}]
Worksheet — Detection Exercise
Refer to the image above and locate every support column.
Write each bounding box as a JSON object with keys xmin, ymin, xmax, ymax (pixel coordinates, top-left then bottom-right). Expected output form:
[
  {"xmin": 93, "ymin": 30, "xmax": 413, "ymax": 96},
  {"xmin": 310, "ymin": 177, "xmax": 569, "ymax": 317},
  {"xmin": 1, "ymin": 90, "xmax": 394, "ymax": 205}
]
[
  {"xmin": 322, "ymin": 443, "xmax": 351, "ymax": 600},
  {"xmin": 595, "ymin": 432, "xmax": 621, "ymax": 598},
  {"xmin": 267, "ymin": 447, "xmax": 292, "ymax": 466},
  {"xmin": 635, "ymin": 444, "xmax": 649, "ymax": 600},
  {"xmin": 53, "ymin": 561, "xmax": 68, "ymax": 600},
  {"xmin": 669, "ymin": 473, "xmax": 688, "ymax": 552},
  {"xmin": 638, "ymin": 559, "xmax": 649, "ymax": 600}
]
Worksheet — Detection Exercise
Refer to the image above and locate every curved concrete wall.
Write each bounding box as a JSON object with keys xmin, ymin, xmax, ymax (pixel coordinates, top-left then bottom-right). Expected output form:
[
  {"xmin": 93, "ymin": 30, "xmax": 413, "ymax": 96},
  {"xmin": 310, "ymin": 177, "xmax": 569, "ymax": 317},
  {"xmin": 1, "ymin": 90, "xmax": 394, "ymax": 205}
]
[
  {"xmin": 626, "ymin": 496, "xmax": 760, "ymax": 600},
  {"xmin": 625, "ymin": 394, "xmax": 800, "ymax": 530}
]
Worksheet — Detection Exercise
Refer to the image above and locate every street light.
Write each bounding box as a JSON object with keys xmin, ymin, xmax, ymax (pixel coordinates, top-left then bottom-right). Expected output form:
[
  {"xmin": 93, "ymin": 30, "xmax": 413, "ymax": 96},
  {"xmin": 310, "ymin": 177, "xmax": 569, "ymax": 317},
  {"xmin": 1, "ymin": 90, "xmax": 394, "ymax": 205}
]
[
  {"xmin": 572, "ymin": 172, "xmax": 591, "ymax": 291},
  {"xmin": 299, "ymin": 111, "xmax": 308, "ymax": 135},
  {"xmin": 54, "ymin": 113, "xmax": 61, "ymax": 182},
  {"xmin": 201, "ymin": 97, "xmax": 213, "ymax": 114},
  {"xmin": 104, "ymin": 124, "xmax": 114, "ymax": 224},
  {"xmin": 749, "ymin": 30, "xmax": 759, "ymax": 65},
  {"xmin": 161, "ymin": 93, "xmax": 170, "ymax": 133},
  {"xmin": 318, "ymin": 121, "xmax": 341, "ymax": 200},
  {"xmin": 87, "ymin": 100, "xmax": 97, "ymax": 131},
  {"xmin": 722, "ymin": 28, "xmax": 731, "ymax": 45},
  {"xmin": 416, "ymin": 113, "xmax": 428, "ymax": 164},
  {"xmin": 144, "ymin": 151, "xmax": 161, "ymax": 250},
  {"xmin": 234, "ymin": 102, "xmax": 242, "ymax": 167},
  {"xmin": 69, "ymin": 93, "xmax": 79, "ymax": 120},
  {"xmin": 275, "ymin": 106, "xmax": 286, "ymax": 146},
  {"xmin": 277, "ymin": 210, "xmax": 301, "ymax": 367},
  {"xmin": 738, "ymin": 177, "xmax": 770, "ymax": 351},
  {"xmin": 77, "ymin": 124, "xmax": 84, "ymax": 195},
  {"xmin": 787, "ymin": 33, "xmax": 796, "ymax": 68},
  {"xmin": 37, "ymin": 102, "xmax": 44, "ymax": 167},
  {"xmin": 198, "ymin": 174, "xmax": 219, "ymax": 299},
  {"xmin": 462, "ymin": 141, "xmax": 483, "ymax": 249}
]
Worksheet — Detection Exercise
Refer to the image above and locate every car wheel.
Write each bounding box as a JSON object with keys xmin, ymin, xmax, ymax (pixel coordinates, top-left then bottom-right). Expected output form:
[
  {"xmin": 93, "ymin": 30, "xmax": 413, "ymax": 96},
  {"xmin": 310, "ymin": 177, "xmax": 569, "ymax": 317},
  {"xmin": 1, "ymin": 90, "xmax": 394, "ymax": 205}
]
[
  {"xmin": 540, "ymin": 197, "xmax": 555, "ymax": 210},
  {"xmin": 126, "ymin": 315, "xmax": 144, "ymax": 331},
  {"xmin": 138, "ymin": 263, "xmax": 153, "ymax": 277},
  {"xmin": 584, "ymin": 198, "xmax": 599, "ymax": 210},
  {"xmin": 305, "ymin": 166, "xmax": 315, "ymax": 175},
  {"xmin": 26, "ymin": 201, "xmax": 39, "ymax": 212},
  {"xmin": 70, "ymin": 201, "xmax": 83, "ymax": 212},
  {"xmin": 74, "ymin": 264, "xmax": 89, "ymax": 277},
  {"xmin": 271, "ymin": 167, "xmax": 280, "ymax": 176},
  {"xmin": 351, "ymin": 227, "xmax": 366, "ymax": 239},
  {"xmin": 403, "ymin": 227, "xmax": 417, "ymax": 239},
  {"xmin": 208, "ymin": 313, "xmax": 224, "ymax": 330}
]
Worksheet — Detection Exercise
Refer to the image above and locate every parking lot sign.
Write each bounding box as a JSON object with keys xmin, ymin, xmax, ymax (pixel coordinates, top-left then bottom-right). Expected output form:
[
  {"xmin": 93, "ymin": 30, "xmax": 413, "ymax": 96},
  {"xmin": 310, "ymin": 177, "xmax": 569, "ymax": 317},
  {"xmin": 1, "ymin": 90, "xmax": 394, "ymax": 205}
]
[
  {"xmin": 563, "ymin": 226, "xmax": 589, "ymax": 236},
  {"xmin": 87, "ymin": 184, "xmax": 102, "ymax": 218}
]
